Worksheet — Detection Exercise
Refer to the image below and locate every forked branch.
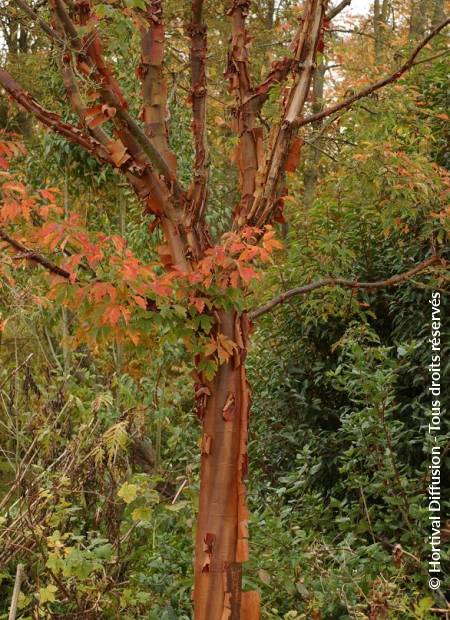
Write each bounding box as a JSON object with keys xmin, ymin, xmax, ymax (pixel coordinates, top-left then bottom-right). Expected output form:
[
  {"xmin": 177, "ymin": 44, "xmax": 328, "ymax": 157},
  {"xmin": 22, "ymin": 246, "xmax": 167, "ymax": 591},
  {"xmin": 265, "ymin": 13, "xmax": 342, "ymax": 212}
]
[
  {"xmin": 50, "ymin": 0, "xmax": 181, "ymax": 192},
  {"xmin": 298, "ymin": 17, "xmax": 450, "ymax": 127},
  {"xmin": 250, "ymin": 255, "xmax": 446, "ymax": 319},
  {"xmin": 248, "ymin": 0, "xmax": 350, "ymax": 118}
]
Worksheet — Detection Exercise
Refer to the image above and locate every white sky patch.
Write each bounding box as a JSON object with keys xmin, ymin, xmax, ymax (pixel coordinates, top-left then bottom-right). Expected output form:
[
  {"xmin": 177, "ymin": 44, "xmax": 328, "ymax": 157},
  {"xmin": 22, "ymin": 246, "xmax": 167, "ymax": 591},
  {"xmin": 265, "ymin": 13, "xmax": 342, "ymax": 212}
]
[{"xmin": 342, "ymin": 0, "xmax": 373, "ymax": 16}]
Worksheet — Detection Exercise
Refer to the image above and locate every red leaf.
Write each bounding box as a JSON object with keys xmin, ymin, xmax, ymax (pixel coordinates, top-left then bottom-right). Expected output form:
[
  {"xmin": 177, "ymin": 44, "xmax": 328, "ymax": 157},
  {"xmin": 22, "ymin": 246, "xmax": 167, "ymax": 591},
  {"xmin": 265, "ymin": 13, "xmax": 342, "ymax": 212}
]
[
  {"xmin": 151, "ymin": 280, "xmax": 172, "ymax": 297},
  {"xmin": 90, "ymin": 282, "xmax": 117, "ymax": 303},
  {"xmin": 190, "ymin": 296, "xmax": 206, "ymax": 314},
  {"xmin": 40, "ymin": 188, "xmax": 59, "ymax": 201},
  {"xmin": 3, "ymin": 182, "xmax": 26, "ymax": 195},
  {"xmin": 111, "ymin": 235, "xmax": 126, "ymax": 254}
]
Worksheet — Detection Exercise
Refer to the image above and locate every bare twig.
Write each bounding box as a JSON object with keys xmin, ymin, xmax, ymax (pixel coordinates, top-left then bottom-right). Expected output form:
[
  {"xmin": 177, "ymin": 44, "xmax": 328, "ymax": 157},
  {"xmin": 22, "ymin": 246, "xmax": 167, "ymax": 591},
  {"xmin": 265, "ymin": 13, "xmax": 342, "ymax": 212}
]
[
  {"xmin": 172, "ymin": 478, "xmax": 188, "ymax": 504},
  {"xmin": 14, "ymin": 0, "xmax": 63, "ymax": 44},
  {"xmin": 0, "ymin": 353, "xmax": 33, "ymax": 391},
  {"xmin": 297, "ymin": 18, "xmax": 450, "ymax": 128},
  {"xmin": 250, "ymin": 256, "xmax": 445, "ymax": 319}
]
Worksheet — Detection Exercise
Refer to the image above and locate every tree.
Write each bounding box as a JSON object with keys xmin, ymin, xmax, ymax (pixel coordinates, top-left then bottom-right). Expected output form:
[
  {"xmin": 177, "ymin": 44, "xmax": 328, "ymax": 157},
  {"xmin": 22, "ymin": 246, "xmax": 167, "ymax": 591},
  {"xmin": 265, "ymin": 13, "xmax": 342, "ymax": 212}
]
[{"xmin": 0, "ymin": 0, "xmax": 448, "ymax": 617}]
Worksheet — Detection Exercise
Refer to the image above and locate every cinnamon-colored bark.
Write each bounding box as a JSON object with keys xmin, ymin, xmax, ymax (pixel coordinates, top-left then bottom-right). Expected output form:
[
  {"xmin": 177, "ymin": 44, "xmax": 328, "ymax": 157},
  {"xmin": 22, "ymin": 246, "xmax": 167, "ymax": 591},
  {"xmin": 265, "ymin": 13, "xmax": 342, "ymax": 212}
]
[
  {"xmin": 139, "ymin": 0, "xmax": 177, "ymax": 175},
  {"xmin": 226, "ymin": 0, "xmax": 263, "ymax": 227},
  {"xmin": 194, "ymin": 311, "xmax": 257, "ymax": 620},
  {"xmin": 188, "ymin": 0, "xmax": 209, "ymax": 226}
]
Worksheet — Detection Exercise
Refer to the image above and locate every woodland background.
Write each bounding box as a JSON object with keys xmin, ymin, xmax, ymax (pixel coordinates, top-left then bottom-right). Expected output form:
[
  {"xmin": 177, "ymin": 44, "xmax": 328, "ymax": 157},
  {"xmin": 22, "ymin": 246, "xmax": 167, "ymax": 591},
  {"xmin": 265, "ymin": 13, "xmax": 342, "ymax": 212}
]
[{"xmin": 0, "ymin": 0, "xmax": 449, "ymax": 617}]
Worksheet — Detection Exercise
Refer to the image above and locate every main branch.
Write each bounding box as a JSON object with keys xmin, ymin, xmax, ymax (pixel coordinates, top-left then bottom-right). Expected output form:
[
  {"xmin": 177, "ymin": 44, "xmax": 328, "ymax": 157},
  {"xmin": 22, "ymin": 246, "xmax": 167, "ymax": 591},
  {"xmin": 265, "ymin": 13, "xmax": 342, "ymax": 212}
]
[
  {"xmin": 187, "ymin": 0, "xmax": 209, "ymax": 226},
  {"xmin": 246, "ymin": 0, "xmax": 326, "ymax": 227}
]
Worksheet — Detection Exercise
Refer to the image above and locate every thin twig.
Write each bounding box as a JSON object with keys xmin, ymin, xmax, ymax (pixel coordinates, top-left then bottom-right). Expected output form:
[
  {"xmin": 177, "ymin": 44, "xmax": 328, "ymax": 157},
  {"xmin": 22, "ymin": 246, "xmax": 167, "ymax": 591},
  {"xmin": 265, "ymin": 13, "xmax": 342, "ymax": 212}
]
[
  {"xmin": 250, "ymin": 256, "xmax": 446, "ymax": 319},
  {"xmin": 297, "ymin": 18, "xmax": 450, "ymax": 128}
]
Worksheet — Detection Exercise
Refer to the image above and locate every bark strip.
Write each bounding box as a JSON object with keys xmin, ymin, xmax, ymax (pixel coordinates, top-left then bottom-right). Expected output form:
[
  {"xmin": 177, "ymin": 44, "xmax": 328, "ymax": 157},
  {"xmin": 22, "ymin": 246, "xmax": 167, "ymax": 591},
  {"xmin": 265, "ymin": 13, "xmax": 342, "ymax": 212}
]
[
  {"xmin": 194, "ymin": 311, "xmax": 255, "ymax": 620},
  {"xmin": 226, "ymin": 0, "xmax": 264, "ymax": 226},
  {"xmin": 187, "ymin": 0, "xmax": 209, "ymax": 225}
]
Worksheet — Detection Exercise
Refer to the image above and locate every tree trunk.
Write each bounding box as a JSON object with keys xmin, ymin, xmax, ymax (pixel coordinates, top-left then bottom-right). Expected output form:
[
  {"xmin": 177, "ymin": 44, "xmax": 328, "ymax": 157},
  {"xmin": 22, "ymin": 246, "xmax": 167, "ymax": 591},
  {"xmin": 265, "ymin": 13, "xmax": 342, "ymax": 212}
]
[
  {"xmin": 409, "ymin": 0, "xmax": 429, "ymax": 39},
  {"xmin": 373, "ymin": 0, "xmax": 390, "ymax": 63},
  {"xmin": 431, "ymin": 0, "xmax": 445, "ymax": 28},
  {"xmin": 193, "ymin": 311, "xmax": 259, "ymax": 620}
]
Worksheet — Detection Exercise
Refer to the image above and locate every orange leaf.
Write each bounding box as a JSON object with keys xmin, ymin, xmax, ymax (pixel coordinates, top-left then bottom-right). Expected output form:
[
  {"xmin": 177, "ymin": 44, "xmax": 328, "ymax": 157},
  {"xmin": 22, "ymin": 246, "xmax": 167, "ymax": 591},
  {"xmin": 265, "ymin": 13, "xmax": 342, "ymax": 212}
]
[
  {"xmin": 190, "ymin": 297, "xmax": 206, "ymax": 314},
  {"xmin": 151, "ymin": 280, "xmax": 172, "ymax": 297},
  {"xmin": 111, "ymin": 235, "xmax": 126, "ymax": 254},
  {"xmin": 40, "ymin": 188, "xmax": 59, "ymax": 201},
  {"xmin": 102, "ymin": 304, "xmax": 122, "ymax": 326},
  {"xmin": 90, "ymin": 282, "xmax": 117, "ymax": 303},
  {"xmin": 3, "ymin": 182, "xmax": 26, "ymax": 195},
  {"xmin": 237, "ymin": 264, "xmax": 258, "ymax": 284},
  {"xmin": 132, "ymin": 295, "xmax": 147, "ymax": 309},
  {"xmin": 204, "ymin": 340, "xmax": 217, "ymax": 357}
]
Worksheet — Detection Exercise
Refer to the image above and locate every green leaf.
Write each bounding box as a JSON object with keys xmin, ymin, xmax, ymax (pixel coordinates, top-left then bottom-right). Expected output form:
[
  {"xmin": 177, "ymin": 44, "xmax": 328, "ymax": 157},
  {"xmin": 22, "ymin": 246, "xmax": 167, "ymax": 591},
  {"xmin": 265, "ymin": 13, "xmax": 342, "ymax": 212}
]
[
  {"xmin": 414, "ymin": 597, "xmax": 434, "ymax": 617},
  {"xmin": 117, "ymin": 482, "xmax": 138, "ymax": 504},
  {"xmin": 131, "ymin": 506, "xmax": 153, "ymax": 522},
  {"xmin": 165, "ymin": 500, "xmax": 189, "ymax": 512},
  {"xmin": 38, "ymin": 584, "xmax": 57, "ymax": 604}
]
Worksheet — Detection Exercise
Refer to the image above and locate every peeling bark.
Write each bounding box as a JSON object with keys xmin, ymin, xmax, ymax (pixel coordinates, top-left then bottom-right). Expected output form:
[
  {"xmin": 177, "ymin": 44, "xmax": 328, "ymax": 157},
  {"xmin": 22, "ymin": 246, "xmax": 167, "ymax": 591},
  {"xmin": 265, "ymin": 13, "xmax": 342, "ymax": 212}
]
[
  {"xmin": 246, "ymin": 0, "xmax": 327, "ymax": 227},
  {"xmin": 226, "ymin": 1, "xmax": 263, "ymax": 226},
  {"xmin": 194, "ymin": 311, "xmax": 257, "ymax": 620},
  {"xmin": 187, "ymin": 0, "xmax": 209, "ymax": 226},
  {"xmin": 139, "ymin": 0, "xmax": 177, "ymax": 175}
]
